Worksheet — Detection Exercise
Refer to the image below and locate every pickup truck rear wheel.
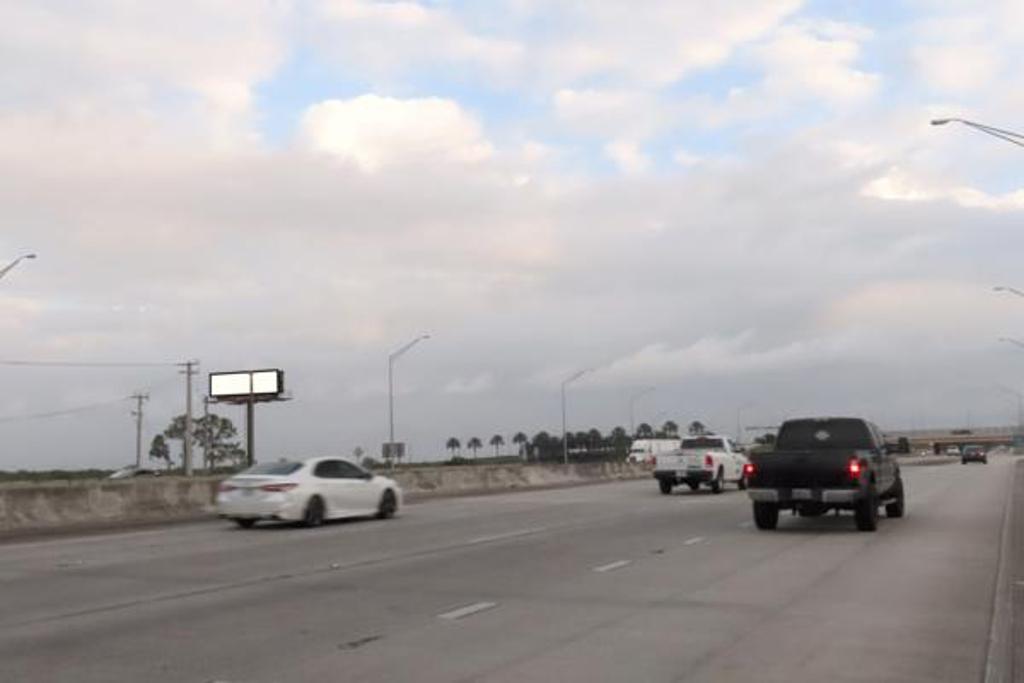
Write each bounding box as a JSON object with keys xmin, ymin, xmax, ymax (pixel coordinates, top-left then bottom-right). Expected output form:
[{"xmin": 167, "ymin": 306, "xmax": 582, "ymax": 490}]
[
  {"xmin": 737, "ymin": 474, "xmax": 748, "ymax": 491},
  {"xmin": 885, "ymin": 478, "xmax": 905, "ymax": 518},
  {"xmin": 753, "ymin": 502, "xmax": 778, "ymax": 530},
  {"xmin": 658, "ymin": 479, "xmax": 673, "ymax": 495},
  {"xmin": 710, "ymin": 469, "xmax": 724, "ymax": 494},
  {"xmin": 854, "ymin": 488, "xmax": 879, "ymax": 531}
]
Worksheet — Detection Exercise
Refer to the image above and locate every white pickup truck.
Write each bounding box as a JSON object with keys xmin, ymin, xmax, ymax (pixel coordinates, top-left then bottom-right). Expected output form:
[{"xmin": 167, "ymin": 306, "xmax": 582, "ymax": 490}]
[{"xmin": 653, "ymin": 435, "xmax": 749, "ymax": 495}]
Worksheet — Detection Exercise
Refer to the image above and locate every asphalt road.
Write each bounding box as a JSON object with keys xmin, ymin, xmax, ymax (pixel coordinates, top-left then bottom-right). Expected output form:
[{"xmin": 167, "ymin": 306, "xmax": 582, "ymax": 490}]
[{"xmin": 0, "ymin": 457, "xmax": 1017, "ymax": 683}]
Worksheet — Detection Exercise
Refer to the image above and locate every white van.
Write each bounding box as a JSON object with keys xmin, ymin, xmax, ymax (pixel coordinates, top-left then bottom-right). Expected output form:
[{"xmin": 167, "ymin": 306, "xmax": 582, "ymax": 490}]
[{"xmin": 627, "ymin": 438, "xmax": 681, "ymax": 463}]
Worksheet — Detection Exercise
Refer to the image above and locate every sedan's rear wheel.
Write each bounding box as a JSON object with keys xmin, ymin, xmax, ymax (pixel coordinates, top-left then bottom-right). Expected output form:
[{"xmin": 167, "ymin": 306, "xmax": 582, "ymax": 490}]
[
  {"xmin": 377, "ymin": 490, "xmax": 398, "ymax": 519},
  {"xmin": 303, "ymin": 496, "xmax": 325, "ymax": 528},
  {"xmin": 233, "ymin": 518, "xmax": 256, "ymax": 529}
]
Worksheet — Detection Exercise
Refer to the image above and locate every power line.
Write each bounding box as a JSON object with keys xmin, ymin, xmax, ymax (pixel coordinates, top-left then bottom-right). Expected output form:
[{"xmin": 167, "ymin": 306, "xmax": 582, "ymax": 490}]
[
  {"xmin": 0, "ymin": 396, "xmax": 131, "ymax": 423},
  {"xmin": 0, "ymin": 360, "xmax": 183, "ymax": 368}
]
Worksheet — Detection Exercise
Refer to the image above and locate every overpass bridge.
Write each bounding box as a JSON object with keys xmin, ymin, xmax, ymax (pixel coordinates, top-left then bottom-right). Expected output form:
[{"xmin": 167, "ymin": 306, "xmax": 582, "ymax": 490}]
[{"xmin": 883, "ymin": 425, "xmax": 1022, "ymax": 451}]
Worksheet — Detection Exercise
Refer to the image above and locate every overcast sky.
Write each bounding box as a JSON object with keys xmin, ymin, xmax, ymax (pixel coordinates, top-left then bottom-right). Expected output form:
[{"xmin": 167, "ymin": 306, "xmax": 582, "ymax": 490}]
[{"xmin": 3, "ymin": 0, "xmax": 1024, "ymax": 469}]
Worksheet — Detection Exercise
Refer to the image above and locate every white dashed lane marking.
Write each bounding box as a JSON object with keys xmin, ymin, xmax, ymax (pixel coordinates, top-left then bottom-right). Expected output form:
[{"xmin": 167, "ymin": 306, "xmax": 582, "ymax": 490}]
[
  {"xmin": 437, "ymin": 602, "xmax": 498, "ymax": 621},
  {"xmin": 593, "ymin": 560, "xmax": 632, "ymax": 573},
  {"xmin": 684, "ymin": 536, "xmax": 706, "ymax": 545}
]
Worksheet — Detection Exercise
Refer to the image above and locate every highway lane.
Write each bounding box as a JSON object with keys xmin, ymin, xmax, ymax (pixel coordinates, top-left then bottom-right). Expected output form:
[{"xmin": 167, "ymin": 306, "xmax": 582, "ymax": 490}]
[{"xmin": 0, "ymin": 457, "xmax": 1016, "ymax": 682}]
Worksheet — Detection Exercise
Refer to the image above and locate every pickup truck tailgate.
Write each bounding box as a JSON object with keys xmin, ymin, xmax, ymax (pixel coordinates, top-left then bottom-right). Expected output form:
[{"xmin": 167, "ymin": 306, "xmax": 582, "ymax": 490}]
[{"xmin": 751, "ymin": 450, "xmax": 859, "ymax": 488}]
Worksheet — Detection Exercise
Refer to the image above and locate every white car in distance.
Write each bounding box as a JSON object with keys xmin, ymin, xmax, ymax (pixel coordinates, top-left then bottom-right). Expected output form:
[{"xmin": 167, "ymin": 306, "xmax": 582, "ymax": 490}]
[
  {"xmin": 217, "ymin": 457, "xmax": 402, "ymax": 528},
  {"xmin": 653, "ymin": 435, "xmax": 749, "ymax": 495}
]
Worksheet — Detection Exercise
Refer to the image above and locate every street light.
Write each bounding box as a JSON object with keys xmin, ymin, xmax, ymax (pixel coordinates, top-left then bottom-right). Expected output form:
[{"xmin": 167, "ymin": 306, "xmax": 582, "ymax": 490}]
[
  {"xmin": 999, "ymin": 336, "xmax": 1024, "ymax": 351},
  {"xmin": 994, "ymin": 384, "xmax": 1023, "ymax": 432},
  {"xmin": 0, "ymin": 253, "xmax": 36, "ymax": 281},
  {"xmin": 628, "ymin": 386, "xmax": 655, "ymax": 436},
  {"xmin": 931, "ymin": 118, "xmax": 1024, "ymax": 149},
  {"xmin": 561, "ymin": 368, "xmax": 592, "ymax": 465},
  {"xmin": 387, "ymin": 334, "xmax": 430, "ymax": 466},
  {"xmin": 994, "ymin": 286, "xmax": 1024, "ymax": 299},
  {"xmin": 735, "ymin": 402, "xmax": 755, "ymax": 444}
]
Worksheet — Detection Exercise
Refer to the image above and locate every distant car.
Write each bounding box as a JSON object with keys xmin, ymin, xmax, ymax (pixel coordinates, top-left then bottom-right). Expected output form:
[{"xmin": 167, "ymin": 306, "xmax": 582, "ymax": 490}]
[
  {"xmin": 108, "ymin": 466, "xmax": 161, "ymax": 479},
  {"xmin": 961, "ymin": 445, "xmax": 987, "ymax": 464},
  {"xmin": 216, "ymin": 457, "xmax": 402, "ymax": 529},
  {"xmin": 944, "ymin": 445, "xmax": 961, "ymax": 456},
  {"xmin": 653, "ymin": 435, "xmax": 749, "ymax": 494}
]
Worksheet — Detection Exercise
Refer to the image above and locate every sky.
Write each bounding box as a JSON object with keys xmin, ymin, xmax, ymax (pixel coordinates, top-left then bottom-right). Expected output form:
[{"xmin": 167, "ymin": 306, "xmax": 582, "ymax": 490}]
[{"xmin": 3, "ymin": 0, "xmax": 1024, "ymax": 469}]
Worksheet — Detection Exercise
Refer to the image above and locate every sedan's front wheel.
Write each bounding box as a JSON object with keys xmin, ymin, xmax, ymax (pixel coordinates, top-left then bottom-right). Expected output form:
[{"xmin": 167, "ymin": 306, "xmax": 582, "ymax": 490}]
[{"xmin": 377, "ymin": 490, "xmax": 398, "ymax": 519}]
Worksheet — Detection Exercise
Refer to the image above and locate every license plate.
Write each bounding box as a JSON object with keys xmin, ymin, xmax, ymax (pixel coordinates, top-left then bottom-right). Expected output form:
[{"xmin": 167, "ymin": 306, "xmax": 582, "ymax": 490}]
[{"xmin": 791, "ymin": 488, "xmax": 812, "ymax": 500}]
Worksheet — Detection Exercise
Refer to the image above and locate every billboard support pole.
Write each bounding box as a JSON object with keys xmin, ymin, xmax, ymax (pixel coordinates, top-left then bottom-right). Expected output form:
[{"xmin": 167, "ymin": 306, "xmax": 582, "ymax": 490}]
[
  {"xmin": 183, "ymin": 360, "xmax": 196, "ymax": 477},
  {"xmin": 246, "ymin": 395, "xmax": 255, "ymax": 467}
]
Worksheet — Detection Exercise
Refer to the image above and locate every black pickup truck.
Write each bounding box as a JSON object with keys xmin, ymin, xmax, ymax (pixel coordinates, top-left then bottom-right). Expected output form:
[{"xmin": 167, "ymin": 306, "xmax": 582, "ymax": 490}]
[{"xmin": 744, "ymin": 417, "xmax": 904, "ymax": 532}]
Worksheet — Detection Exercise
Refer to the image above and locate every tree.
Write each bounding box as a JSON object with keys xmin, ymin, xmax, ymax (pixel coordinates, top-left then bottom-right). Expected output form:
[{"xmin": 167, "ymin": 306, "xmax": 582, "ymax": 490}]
[
  {"xmin": 353, "ymin": 446, "xmax": 365, "ymax": 461},
  {"xmin": 688, "ymin": 420, "xmax": 707, "ymax": 436},
  {"xmin": 446, "ymin": 437, "xmax": 461, "ymax": 456},
  {"xmin": 193, "ymin": 414, "xmax": 244, "ymax": 468},
  {"xmin": 489, "ymin": 434, "xmax": 504, "ymax": 457},
  {"xmin": 636, "ymin": 423, "xmax": 654, "ymax": 438},
  {"xmin": 587, "ymin": 428, "xmax": 603, "ymax": 450},
  {"xmin": 512, "ymin": 432, "xmax": 528, "ymax": 458},
  {"xmin": 897, "ymin": 437, "xmax": 910, "ymax": 454},
  {"xmin": 148, "ymin": 435, "xmax": 171, "ymax": 469},
  {"xmin": 662, "ymin": 420, "xmax": 679, "ymax": 437},
  {"xmin": 467, "ymin": 437, "xmax": 483, "ymax": 458},
  {"xmin": 532, "ymin": 431, "xmax": 554, "ymax": 460}
]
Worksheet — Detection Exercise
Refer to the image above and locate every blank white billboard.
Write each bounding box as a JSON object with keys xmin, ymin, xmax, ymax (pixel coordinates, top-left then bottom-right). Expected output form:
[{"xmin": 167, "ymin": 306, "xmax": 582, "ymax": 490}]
[{"xmin": 209, "ymin": 370, "xmax": 283, "ymax": 398}]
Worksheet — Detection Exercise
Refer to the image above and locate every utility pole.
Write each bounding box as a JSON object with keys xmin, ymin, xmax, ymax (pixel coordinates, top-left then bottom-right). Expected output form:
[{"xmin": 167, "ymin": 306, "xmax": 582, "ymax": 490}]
[
  {"xmin": 181, "ymin": 360, "xmax": 198, "ymax": 476},
  {"xmin": 202, "ymin": 396, "xmax": 210, "ymax": 470},
  {"xmin": 130, "ymin": 393, "xmax": 149, "ymax": 468},
  {"xmin": 561, "ymin": 368, "xmax": 592, "ymax": 465}
]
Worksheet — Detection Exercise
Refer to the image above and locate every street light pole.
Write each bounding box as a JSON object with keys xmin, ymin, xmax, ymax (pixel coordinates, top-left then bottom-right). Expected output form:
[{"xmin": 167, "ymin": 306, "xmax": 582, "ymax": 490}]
[
  {"xmin": 0, "ymin": 253, "xmax": 37, "ymax": 281},
  {"xmin": 628, "ymin": 386, "xmax": 655, "ymax": 436},
  {"xmin": 561, "ymin": 368, "xmax": 591, "ymax": 466},
  {"xmin": 387, "ymin": 334, "xmax": 430, "ymax": 466},
  {"xmin": 931, "ymin": 118, "xmax": 1024, "ymax": 148}
]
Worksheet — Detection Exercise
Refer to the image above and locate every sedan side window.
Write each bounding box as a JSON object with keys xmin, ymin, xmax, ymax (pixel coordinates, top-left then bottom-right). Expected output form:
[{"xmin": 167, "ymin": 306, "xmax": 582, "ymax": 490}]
[
  {"xmin": 313, "ymin": 460, "xmax": 341, "ymax": 478},
  {"xmin": 336, "ymin": 461, "xmax": 368, "ymax": 479}
]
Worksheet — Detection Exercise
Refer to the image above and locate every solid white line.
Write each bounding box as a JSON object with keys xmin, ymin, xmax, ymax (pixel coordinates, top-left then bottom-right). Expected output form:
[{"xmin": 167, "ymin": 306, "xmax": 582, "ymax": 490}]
[
  {"xmin": 593, "ymin": 559, "xmax": 632, "ymax": 573},
  {"xmin": 437, "ymin": 601, "xmax": 498, "ymax": 621},
  {"xmin": 684, "ymin": 536, "xmax": 706, "ymax": 545},
  {"xmin": 466, "ymin": 527, "xmax": 548, "ymax": 545}
]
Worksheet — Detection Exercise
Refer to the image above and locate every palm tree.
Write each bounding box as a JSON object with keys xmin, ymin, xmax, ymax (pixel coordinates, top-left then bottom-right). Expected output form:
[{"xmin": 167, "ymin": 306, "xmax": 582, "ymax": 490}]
[
  {"xmin": 688, "ymin": 420, "xmax": 707, "ymax": 436},
  {"xmin": 636, "ymin": 423, "xmax": 654, "ymax": 439},
  {"xmin": 467, "ymin": 437, "xmax": 483, "ymax": 458},
  {"xmin": 446, "ymin": 437, "xmax": 461, "ymax": 456},
  {"xmin": 512, "ymin": 432, "xmax": 528, "ymax": 458},
  {"xmin": 532, "ymin": 431, "xmax": 552, "ymax": 460},
  {"xmin": 662, "ymin": 420, "xmax": 679, "ymax": 437},
  {"xmin": 587, "ymin": 428, "xmax": 603, "ymax": 450},
  {"xmin": 489, "ymin": 434, "xmax": 504, "ymax": 457}
]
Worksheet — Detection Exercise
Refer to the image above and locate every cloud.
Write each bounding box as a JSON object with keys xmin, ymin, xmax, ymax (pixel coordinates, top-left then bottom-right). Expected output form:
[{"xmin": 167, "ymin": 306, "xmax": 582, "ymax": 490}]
[
  {"xmin": 300, "ymin": 95, "xmax": 494, "ymax": 172},
  {"xmin": 862, "ymin": 167, "xmax": 1024, "ymax": 211},
  {"xmin": 443, "ymin": 373, "xmax": 494, "ymax": 395},
  {"xmin": 604, "ymin": 141, "xmax": 650, "ymax": 175}
]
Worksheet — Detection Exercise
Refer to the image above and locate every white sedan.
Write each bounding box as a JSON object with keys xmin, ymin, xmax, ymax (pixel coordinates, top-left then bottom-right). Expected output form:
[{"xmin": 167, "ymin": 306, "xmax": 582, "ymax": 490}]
[{"xmin": 216, "ymin": 457, "xmax": 402, "ymax": 528}]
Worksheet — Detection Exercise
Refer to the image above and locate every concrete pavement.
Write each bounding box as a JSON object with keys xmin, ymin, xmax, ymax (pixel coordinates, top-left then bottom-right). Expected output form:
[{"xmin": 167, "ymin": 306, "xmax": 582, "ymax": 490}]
[{"xmin": 0, "ymin": 456, "xmax": 1016, "ymax": 682}]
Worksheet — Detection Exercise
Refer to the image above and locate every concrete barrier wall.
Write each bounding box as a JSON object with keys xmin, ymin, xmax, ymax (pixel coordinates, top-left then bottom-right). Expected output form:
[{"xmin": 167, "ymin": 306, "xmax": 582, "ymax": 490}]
[{"xmin": 0, "ymin": 462, "xmax": 653, "ymax": 534}]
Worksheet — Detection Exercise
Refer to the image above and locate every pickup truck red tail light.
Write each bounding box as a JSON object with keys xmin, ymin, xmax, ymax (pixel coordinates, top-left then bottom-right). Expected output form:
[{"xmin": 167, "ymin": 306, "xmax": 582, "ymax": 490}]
[
  {"xmin": 848, "ymin": 459, "xmax": 862, "ymax": 478},
  {"xmin": 743, "ymin": 463, "xmax": 755, "ymax": 477},
  {"xmin": 704, "ymin": 454, "xmax": 714, "ymax": 468},
  {"xmin": 260, "ymin": 483, "xmax": 299, "ymax": 493}
]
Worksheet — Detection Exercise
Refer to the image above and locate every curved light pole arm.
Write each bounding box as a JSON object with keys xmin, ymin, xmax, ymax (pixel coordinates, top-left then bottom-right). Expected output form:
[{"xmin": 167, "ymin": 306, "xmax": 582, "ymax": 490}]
[
  {"xmin": 932, "ymin": 118, "xmax": 1024, "ymax": 148},
  {"xmin": 387, "ymin": 334, "xmax": 431, "ymax": 462},
  {"xmin": 0, "ymin": 253, "xmax": 36, "ymax": 281},
  {"xmin": 561, "ymin": 368, "xmax": 593, "ymax": 465}
]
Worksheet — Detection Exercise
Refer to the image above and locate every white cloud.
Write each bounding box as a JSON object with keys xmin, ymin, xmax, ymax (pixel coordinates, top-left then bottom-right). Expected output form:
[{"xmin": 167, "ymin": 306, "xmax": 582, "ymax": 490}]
[
  {"xmin": 672, "ymin": 149, "xmax": 702, "ymax": 167},
  {"xmin": 862, "ymin": 166, "xmax": 1024, "ymax": 211},
  {"xmin": 913, "ymin": 44, "xmax": 999, "ymax": 94},
  {"xmin": 443, "ymin": 373, "xmax": 495, "ymax": 395},
  {"xmin": 300, "ymin": 95, "xmax": 494, "ymax": 172},
  {"xmin": 755, "ymin": 20, "xmax": 879, "ymax": 104},
  {"xmin": 314, "ymin": 0, "xmax": 524, "ymax": 81},
  {"xmin": 604, "ymin": 140, "xmax": 650, "ymax": 175}
]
